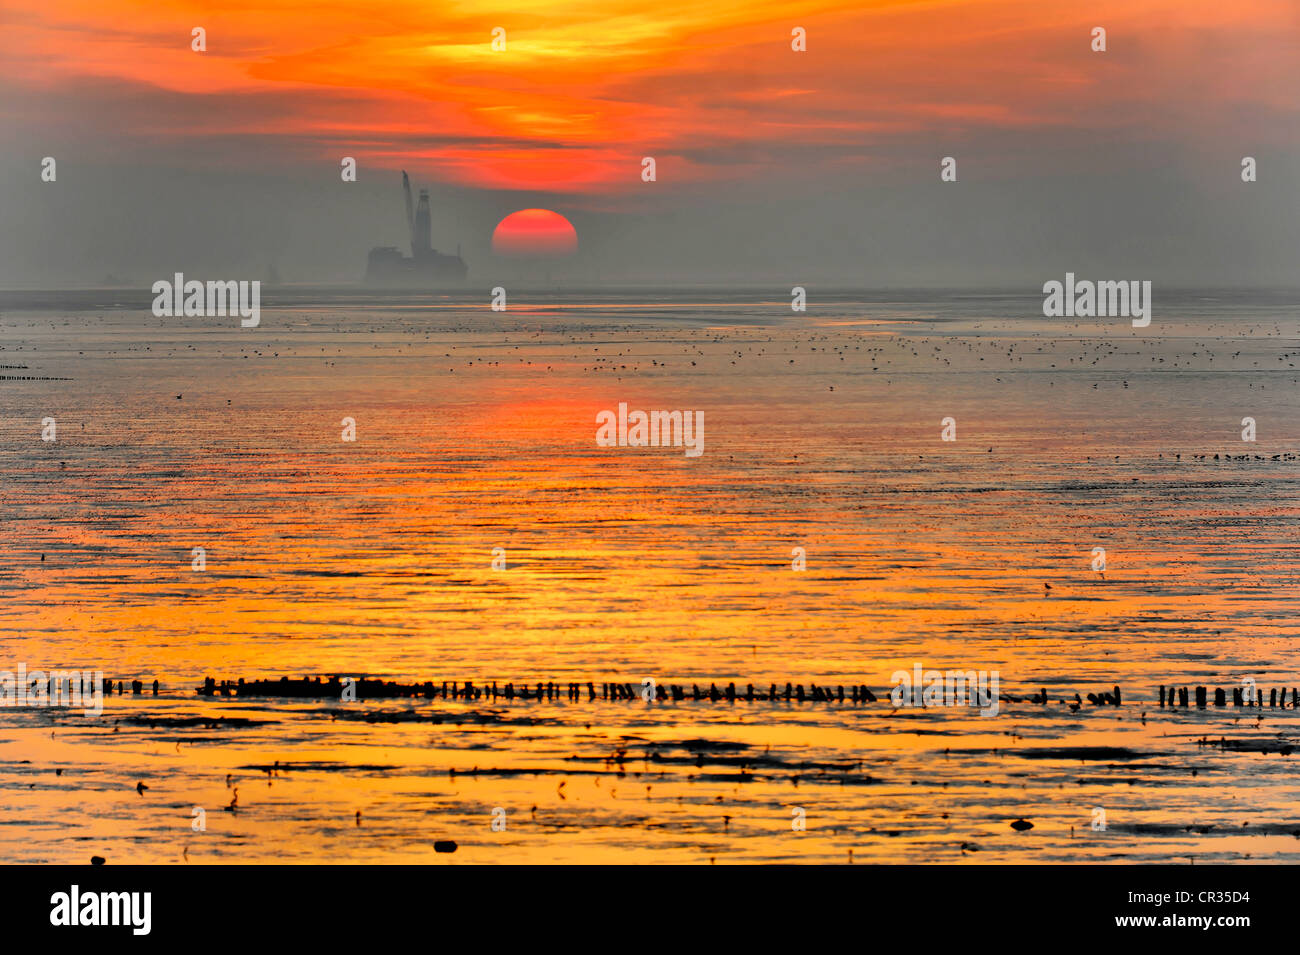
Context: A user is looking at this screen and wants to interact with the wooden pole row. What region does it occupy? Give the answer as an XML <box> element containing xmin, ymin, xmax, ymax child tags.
<box><xmin>3</xmin><ymin>677</ymin><xmax>159</xmax><ymax>696</ymax></box>
<box><xmin>191</xmin><ymin>677</ymin><xmax>1300</xmax><ymax>709</ymax></box>
<box><xmin>1159</xmin><ymin>685</ymin><xmax>1297</xmax><ymax>708</ymax></box>
<box><xmin>196</xmin><ymin>676</ymin><xmax>1138</xmax><ymax>706</ymax></box>
<box><xmin>198</xmin><ymin>676</ymin><xmax>891</xmax><ymax>703</ymax></box>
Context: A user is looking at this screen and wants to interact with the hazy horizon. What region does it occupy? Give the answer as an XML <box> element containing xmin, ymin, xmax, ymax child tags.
<box><xmin>2</xmin><ymin>0</ymin><xmax>1297</xmax><ymax>288</ymax></box>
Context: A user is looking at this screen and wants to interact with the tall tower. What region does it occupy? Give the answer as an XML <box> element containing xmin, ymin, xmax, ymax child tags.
<box><xmin>402</xmin><ymin>171</ymin><xmax>415</xmax><ymax>250</ymax></box>
<box><xmin>413</xmin><ymin>189</ymin><xmax>432</xmax><ymax>258</ymax></box>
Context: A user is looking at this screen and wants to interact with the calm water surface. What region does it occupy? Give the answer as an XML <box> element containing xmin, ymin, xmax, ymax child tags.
<box><xmin>0</xmin><ymin>288</ymin><xmax>1297</xmax><ymax>863</ymax></box>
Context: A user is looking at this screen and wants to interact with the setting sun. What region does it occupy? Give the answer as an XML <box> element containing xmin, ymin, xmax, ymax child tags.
<box><xmin>491</xmin><ymin>208</ymin><xmax>578</xmax><ymax>257</ymax></box>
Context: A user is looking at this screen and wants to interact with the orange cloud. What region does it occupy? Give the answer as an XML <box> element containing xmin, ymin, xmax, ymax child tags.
<box><xmin>1</xmin><ymin>0</ymin><xmax>1296</xmax><ymax>192</ymax></box>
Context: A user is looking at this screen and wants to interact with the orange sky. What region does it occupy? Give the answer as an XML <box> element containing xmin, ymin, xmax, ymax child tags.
<box><xmin>2</xmin><ymin>0</ymin><xmax>1297</xmax><ymax>192</ymax></box>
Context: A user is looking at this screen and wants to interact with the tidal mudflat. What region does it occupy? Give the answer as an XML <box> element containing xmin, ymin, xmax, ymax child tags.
<box><xmin>1</xmin><ymin>288</ymin><xmax>1297</xmax><ymax>863</ymax></box>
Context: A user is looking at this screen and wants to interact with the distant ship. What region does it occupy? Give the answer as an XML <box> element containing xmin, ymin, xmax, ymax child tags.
<box><xmin>365</xmin><ymin>171</ymin><xmax>468</xmax><ymax>286</ymax></box>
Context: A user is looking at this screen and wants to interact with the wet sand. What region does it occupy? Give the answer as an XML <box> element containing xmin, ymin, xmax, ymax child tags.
<box><xmin>0</xmin><ymin>288</ymin><xmax>1297</xmax><ymax>863</ymax></box>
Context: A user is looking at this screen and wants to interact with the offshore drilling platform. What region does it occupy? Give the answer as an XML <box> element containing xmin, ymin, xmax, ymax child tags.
<box><xmin>364</xmin><ymin>172</ymin><xmax>468</xmax><ymax>286</ymax></box>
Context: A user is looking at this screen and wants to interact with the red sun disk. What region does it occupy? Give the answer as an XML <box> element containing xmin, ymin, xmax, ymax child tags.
<box><xmin>492</xmin><ymin>209</ymin><xmax>578</xmax><ymax>258</ymax></box>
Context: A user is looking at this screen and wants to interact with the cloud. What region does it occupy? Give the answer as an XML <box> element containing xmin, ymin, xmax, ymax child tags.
<box><xmin>4</xmin><ymin>0</ymin><xmax>1295</xmax><ymax>194</ymax></box>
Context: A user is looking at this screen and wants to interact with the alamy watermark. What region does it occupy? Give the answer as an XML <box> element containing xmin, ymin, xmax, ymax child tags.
<box><xmin>889</xmin><ymin>663</ymin><xmax>1000</xmax><ymax>717</ymax></box>
<box><xmin>50</xmin><ymin>885</ymin><xmax>150</xmax><ymax>935</ymax></box>
<box><xmin>1042</xmin><ymin>272</ymin><xmax>1151</xmax><ymax>328</ymax></box>
<box><xmin>151</xmin><ymin>273</ymin><xmax>260</xmax><ymax>327</ymax></box>
<box><xmin>596</xmin><ymin>402</ymin><xmax>704</xmax><ymax>457</ymax></box>
<box><xmin>0</xmin><ymin>665</ymin><xmax>104</xmax><ymax>717</ymax></box>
